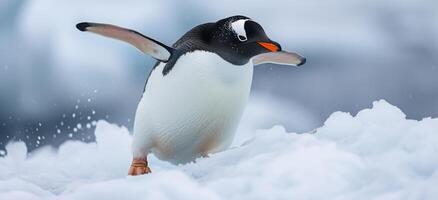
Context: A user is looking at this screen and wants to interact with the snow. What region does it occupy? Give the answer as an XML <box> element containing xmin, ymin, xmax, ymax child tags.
<box><xmin>1</xmin><ymin>100</ymin><xmax>438</xmax><ymax>199</ymax></box>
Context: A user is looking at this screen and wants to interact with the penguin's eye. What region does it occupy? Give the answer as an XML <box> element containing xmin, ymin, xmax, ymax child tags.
<box><xmin>231</xmin><ymin>19</ymin><xmax>249</xmax><ymax>42</ymax></box>
<box><xmin>238</xmin><ymin>35</ymin><xmax>247</xmax><ymax>41</ymax></box>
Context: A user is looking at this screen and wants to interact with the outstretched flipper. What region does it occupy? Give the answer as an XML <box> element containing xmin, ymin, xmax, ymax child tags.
<box><xmin>252</xmin><ymin>51</ymin><xmax>306</xmax><ymax>67</ymax></box>
<box><xmin>76</xmin><ymin>22</ymin><xmax>174</xmax><ymax>62</ymax></box>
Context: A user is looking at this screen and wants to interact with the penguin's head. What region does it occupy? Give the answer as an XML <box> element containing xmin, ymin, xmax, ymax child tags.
<box><xmin>208</xmin><ymin>15</ymin><xmax>306</xmax><ymax>66</ymax></box>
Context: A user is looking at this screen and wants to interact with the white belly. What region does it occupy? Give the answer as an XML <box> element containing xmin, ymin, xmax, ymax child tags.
<box><xmin>133</xmin><ymin>51</ymin><xmax>253</xmax><ymax>164</ymax></box>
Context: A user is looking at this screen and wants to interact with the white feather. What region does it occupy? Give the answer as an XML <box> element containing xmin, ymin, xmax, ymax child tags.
<box><xmin>230</xmin><ymin>19</ymin><xmax>249</xmax><ymax>41</ymax></box>
<box><xmin>132</xmin><ymin>51</ymin><xmax>253</xmax><ymax>164</ymax></box>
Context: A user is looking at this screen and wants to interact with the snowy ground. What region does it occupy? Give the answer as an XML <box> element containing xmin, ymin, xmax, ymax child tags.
<box><xmin>1</xmin><ymin>100</ymin><xmax>438</xmax><ymax>200</ymax></box>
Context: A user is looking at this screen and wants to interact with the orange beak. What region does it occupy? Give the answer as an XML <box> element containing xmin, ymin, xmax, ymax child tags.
<box><xmin>257</xmin><ymin>42</ymin><xmax>280</xmax><ymax>52</ymax></box>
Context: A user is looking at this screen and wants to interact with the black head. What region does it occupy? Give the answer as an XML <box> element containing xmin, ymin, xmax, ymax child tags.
<box><xmin>172</xmin><ymin>15</ymin><xmax>282</xmax><ymax>66</ymax></box>
<box><xmin>209</xmin><ymin>15</ymin><xmax>281</xmax><ymax>65</ymax></box>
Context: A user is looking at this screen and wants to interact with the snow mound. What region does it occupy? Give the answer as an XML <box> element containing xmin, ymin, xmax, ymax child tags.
<box><xmin>1</xmin><ymin>100</ymin><xmax>438</xmax><ymax>199</ymax></box>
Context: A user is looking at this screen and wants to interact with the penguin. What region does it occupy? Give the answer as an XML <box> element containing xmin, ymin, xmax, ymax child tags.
<box><xmin>76</xmin><ymin>15</ymin><xmax>306</xmax><ymax>176</ymax></box>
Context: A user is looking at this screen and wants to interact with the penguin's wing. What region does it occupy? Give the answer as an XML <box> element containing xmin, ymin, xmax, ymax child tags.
<box><xmin>76</xmin><ymin>22</ymin><xmax>173</xmax><ymax>62</ymax></box>
<box><xmin>252</xmin><ymin>51</ymin><xmax>306</xmax><ymax>67</ymax></box>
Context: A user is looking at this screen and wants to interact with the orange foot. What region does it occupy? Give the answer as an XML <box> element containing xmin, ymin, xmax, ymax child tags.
<box><xmin>128</xmin><ymin>158</ymin><xmax>151</xmax><ymax>176</ymax></box>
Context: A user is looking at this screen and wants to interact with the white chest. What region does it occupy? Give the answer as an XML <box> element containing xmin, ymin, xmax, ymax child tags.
<box><xmin>134</xmin><ymin>51</ymin><xmax>253</xmax><ymax>163</ymax></box>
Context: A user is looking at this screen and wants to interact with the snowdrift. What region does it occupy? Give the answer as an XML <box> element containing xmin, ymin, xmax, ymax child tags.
<box><xmin>1</xmin><ymin>100</ymin><xmax>438</xmax><ymax>200</ymax></box>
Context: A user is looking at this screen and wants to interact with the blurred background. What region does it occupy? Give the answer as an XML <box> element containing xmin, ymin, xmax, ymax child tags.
<box><xmin>1</xmin><ymin>0</ymin><xmax>437</xmax><ymax>152</ymax></box>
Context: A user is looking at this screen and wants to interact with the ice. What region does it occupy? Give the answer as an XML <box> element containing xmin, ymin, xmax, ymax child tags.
<box><xmin>1</xmin><ymin>100</ymin><xmax>438</xmax><ymax>199</ymax></box>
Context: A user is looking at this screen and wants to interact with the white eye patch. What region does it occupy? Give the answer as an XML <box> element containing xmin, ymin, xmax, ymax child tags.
<box><xmin>230</xmin><ymin>19</ymin><xmax>249</xmax><ymax>42</ymax></box>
